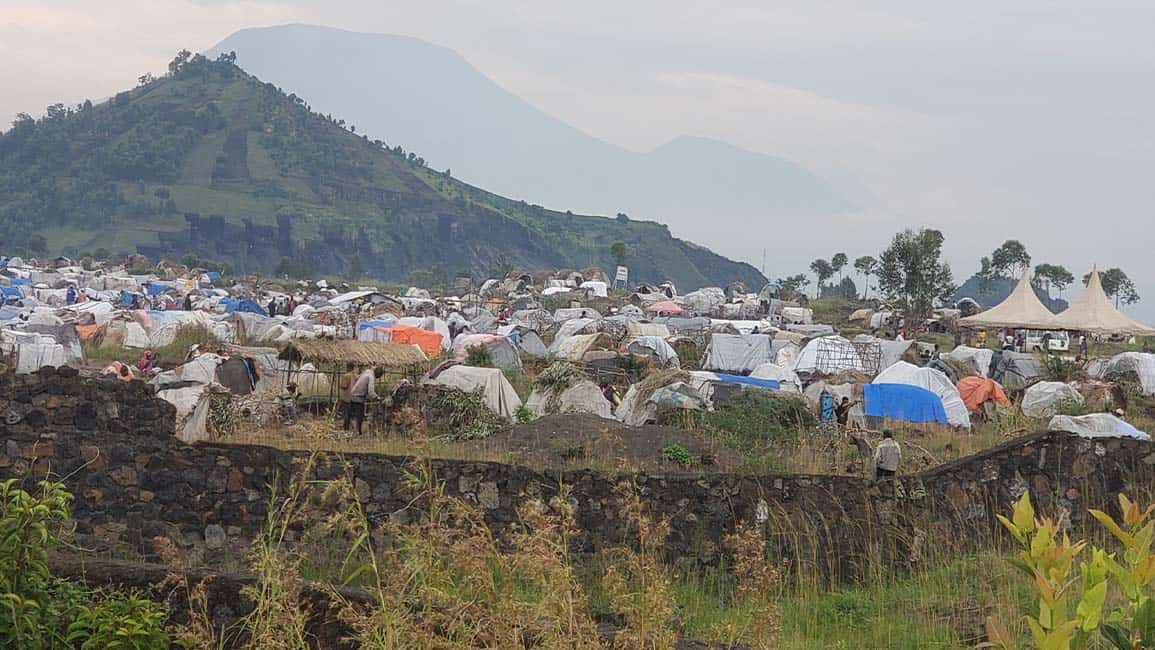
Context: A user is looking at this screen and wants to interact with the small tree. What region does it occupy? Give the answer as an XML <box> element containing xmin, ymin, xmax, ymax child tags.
<box><xmin>990</xmin><ymin>240</ymin><xmax>1031</xmax><ymax>278</ymax></box>
<box><xmin>1033</xmin><ymin>263</ymin><xmax>1075</xmax><ymax>299</ymax></box>
<box><xmin>609</xmin><ymin>241</ymin><xmax>629</xmax><ymax>268</ymax></box>
<box><xmin>1087</xmin><ymin>268</ymin><xmax>1140</xmax><ymax>307</ymax></box>
<box><xmin>853</xmin><ymin>255</ymin><xmax>877</xmax><ymax>299</ymax></box>
<box><xmin>877</xmin><ymin>228</ymin><xmax>956</xmax><ymax>320</ymax></box>
<box><xmin>809</xmin><ymin>259</ymin><xmax>834</xmax><ymax>298</ymax></box>
<box><xmin>976</xmin><ymin>256</ymin><xmax>995</xmax><ymax>298</ymax></box>
<box><xmin>831</xmin><ymin>253</ymin><xmax>848</xmax><ymax>282</ymax></box>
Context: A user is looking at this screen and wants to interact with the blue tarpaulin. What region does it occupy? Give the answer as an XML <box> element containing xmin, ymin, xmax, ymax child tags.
<box><xmin>864</xmin><ymin>383</ymin><xmax>948</xmax><ymax>424</ymax></box>
<box><xmin>1</xmin><ymin>287</ymin><xmax>22</xmax><ymax>299</ymax></box>
<box><xmin>221</xmin><ymin>298</ymin><xmax>269</xmax><ymax>316</ymax></box>
<box><xmin>9</xmin><ymin>278</ymin><xmax>30</xmax><ymax>286</ymax></box>
<box><xmin>357</xmin><ymin>319</ymin><xmax>396</xmax><ymax>331</ymax></box>
<box><xmin>205</xmin><ymin>272</ymin><xmax>221</xmax><ymax>282</ymax></box>
<box><xmin>120</xmin><ymin>292</ymin><xmax>141</xmax><ymax>306</ymax></box>
<box><xmin>145</xmin><ymin>282</ymin><xmax>169</xmax><ymax>296</ymax></box>
<box><xmin>705</xmin><ymin>372</ymin><xmax>781</xmax><ymax>391</ymax></box>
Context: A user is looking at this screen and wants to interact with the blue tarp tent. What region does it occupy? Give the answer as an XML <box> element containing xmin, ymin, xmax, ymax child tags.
<box><xmin>205</xmin><ymin>272</ymin><xmax>221</xmax><ymax>283</ymax></box>
<box><xmin>145</xmin><ymin>282</ymin><xmax>169</xmax><ymax>296</ymax></box>
<box><xmin>222</xmin><ymin>298</ymin><xmax>269</xmax><ymax>316</ymax></box>
<box><xmin>9</xmin><ymin>278</ymin><xmax>30</xmax><ymax>286</ymax></box>
<box><xmin>703</xmin><ymin>372</ymin><xmax>781</xmax><ymax>391</ymax></box>
<box><xmin>864</xmin><ymin>383</ymin><xmax>948</xmax><ymax>424</ymax></box>
<box><xmin>1</xmin><ymin>286</ymin><xmax>23</xmax><ymax>300</ymax></box>
<box><xmin>357</xmin><ymin>319</ymin><xmax>396</xmax><ymax>331</ymax></box>
<box><xmin>120</xmin><ymin>292</ymin><xmax>142</xmax><ymax>307</ymax></box>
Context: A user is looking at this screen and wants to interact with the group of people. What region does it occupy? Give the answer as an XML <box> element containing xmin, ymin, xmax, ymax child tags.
<box><xmin>817</xmin><ymin>388</ymin><xmax>901</xmax><ymax>478</ymax></box>
<box><xmin>337</xmin><ymin>364</ymin><xmax>386</xmax><ymax>435</ymax></box>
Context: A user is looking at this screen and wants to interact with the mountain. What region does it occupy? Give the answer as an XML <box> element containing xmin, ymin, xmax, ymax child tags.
<box><xmin>207</xmin><ymin>24</ymin><xmax>868</xmax><ymax>266</ymax></box>
<box><xmin>952</xmin><ymin>275</ymin><xmax>1069</xmax><ymax>313</ymax></box>
<box><xmin>0</xmin><ymin>54</ymin><xmax>764</xmax><ymax>289</ymax></box>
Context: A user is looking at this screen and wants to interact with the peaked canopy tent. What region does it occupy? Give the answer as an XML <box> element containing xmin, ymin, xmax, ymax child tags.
<box><xmin>1050</xmin><ymin>268</ymin><xmax>1155</xmax><ymax>336</ymax></box>
<box><xmin>958</xmin><ymin>269</ymin><xmax>1058</xmax><ymax>330</ymax></box>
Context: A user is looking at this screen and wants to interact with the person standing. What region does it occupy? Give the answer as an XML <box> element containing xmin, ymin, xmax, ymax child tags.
<box><xmin>183</xmin><ymin>293</ymin><xmax>194</xmax><ymax>311</ymax></box>
<box><xmin>348</xmin><ymin>366</ymin><xmax>383</xmax><ymax>435</ymax></box>
<box><xmin>873</xmin><ymin>430</ymin><xmax>901</xmax><ymax>479</ymax></box>
<box><xmin>339</xmin><ymin>363</ymin><xmax>358</xmax><ymax>430</ymax></box>
<box><xmin>836</xmin><ymin>396</ymin><xmax>860</xmax><ymax>429</ymax></box>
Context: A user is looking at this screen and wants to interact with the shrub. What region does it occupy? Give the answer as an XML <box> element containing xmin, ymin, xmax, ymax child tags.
<box><xmin>661</xmin><ymin>443</ymin><xmax>697</xmax><ymax>467</ymax></box>
<box><xmin>465</xmin><ymin>344</ymin><xmax>492</xmax><ymax>367</ymax></box>
<box><xmin>701</xmin><ymin>391</ymin><xmax>815</xmax><ymax>450</ymax></box>
<box><xmin>1042</xmin><ymin>354</ymin><xmax>1085</xmax><ymax>382</ymax></box>
<box><xmin>428</xmin><ymin>387</ymin><xmax>508</xmax><ymax>440</ymax></box>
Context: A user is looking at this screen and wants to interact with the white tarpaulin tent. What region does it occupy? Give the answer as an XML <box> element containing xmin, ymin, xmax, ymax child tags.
<box><xmin>1088</xmin><ymin>352</ymin><xmax>1155</xmax><ymax>395</ymax></box>
<box><xmin>873</xmin><ymin>361</ymin><xmax>971</xmax><ymax>428</ymax></box>
<box><xmin>1049</xmin><ymin>413</ymin><xmax>1150</xmax><ymax>440</ymax></box>
<box><xmin>944</xmin><ymin>346</ymin><xmax>995</xmax><ymax>378</ymax></box>
<box><xmin>627</xmin><ymin>336</ymin><xmax>680</xmax><ymax>368</ymax></box>
<box><xmin>958</xmin><ymin>269</ymin><xmax>1059</xmax><ymax>330</ymax></box>
<box><xmin>425</xmin><ymin>366</ymin><xmax>522</xmax><ymax>420</ymax></box>
<box><xmin>703</xmin><ymin>333</ymin><xmax>773</xmax><ymax>374</ymax></box>
<box><xmin>1021</xmin><ymin>382</ymin><xmax>1083</xmax><ymax>419</ymax></box>
<box><xmin>793</xmin><ymin>335</ymin><xmax>868</xmax><ymax>375</ymax></box>
<box><xmin>525</xmin><ymin>379</ymin><xmax>614</xmax><ymax>420</ymax></box>
<box><xmin>1051</xmin><ymin>268</ymin><xmax>1155</xmax><ymax>336</ymax></box>
<box><xmin>750</xmin><ymin>362</ymin><xmax>801</xmax><ymax>392</ymax></box>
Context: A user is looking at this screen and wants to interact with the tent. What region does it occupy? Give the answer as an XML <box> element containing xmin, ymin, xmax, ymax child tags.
<box><xmin>1050</xmin><ymin>268</ymin><xmax>1155</xmax><ymax>335</ymax></box>
<box><xmin>750</xmin><ymin>362</ymin><xmax>801</xmax><ymax>392</ymax></box>
<box><xmin>1049</xmin><ymin>413</ymin><xmax>1150</xmax><ymax>440</ymax></box>
<box><xmin>793</xmin><ymin>336</ymin><xmax>868</xmax><ymax>376</ymax></box>
<box><xmin>1021</xmin><ymin>382</ymin><xmax>1083</xmax><ymax>419</ymax></box>
<box><xmin>627</xmin><ymin>336</ymin><xmax>680</xmax><ymax>368</ymax></box>
<box><xmin>958</xmin><ymin>269</ymin><xmax>1059</xmax><ymax>330</ymax></box>
<box><xmin>989</xmin><ymin>350</ymin><xmax>1045</xmax><ymax>391</ymax></box>
<box><xmin>424</xmin><ymin>366</ymin><xmax>522</xmax><ymax>420</ymax></box>
<box><xmin>452</xmin><ymin>334</ymin><xmax>522</xmax><ymax>370</ymax></box>
<box><xmin>944</xmin><ymin>346</ymin><xmax>995</xmax><ymax>378</ymax></box>
<box><xmin>647</xmin><ymin>300</ymin><xmax>684</xmax><ymax>315</ymax></box>
<box><xmin>525</xmin><ymin>379</ymin><xmax>614</xmax><ymax>419</ymax></box>
<box><xmin>550</xmin><ymin>333</ymin><xmax>612</xmax><ymax>362</ymax></box>
<box><xmin>382</xmin><ymin>324</ymin><xmax>445</xmax><ymax>356</ymax></box>
<box><xmin>863</xmin><ymin>383</ymin><xmax>949</xmax><ymax>424</ymax></box>
<box><xmin>873</xmin><ymin>361</ymin><xmax>971</xmax><ymax>427</ymax></box>
<box><xmin>703</xmin><ymin>333</ymin><xmax>773</xmax><ymax>374</ymax></box>
<box><xmin>957</xmin><ymin>376</ymin><xmax>1011</xmax><ymax>414</ymax></box>
<box><xmin>222</xmin><ymin>298</ymin><xmax>270</xmax><ymax>317</ymax></box>
<box><xmin>1088</xmin><ymin>352</ymin><xmax>1155</xmax><ymax>395</ymax></box>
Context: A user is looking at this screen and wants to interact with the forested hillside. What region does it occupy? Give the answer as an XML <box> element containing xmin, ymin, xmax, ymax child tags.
<box><xmin>0</xmin><ymin>52</ymin><xmax>765</xmax><ymax>289</ymax></box>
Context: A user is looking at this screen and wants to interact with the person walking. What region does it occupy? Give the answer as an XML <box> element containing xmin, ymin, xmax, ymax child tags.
<box><xmin>873</xmin><ymin>430</ymin><xmax>901</xmax><ymax>479</ymax></box>
<box><xmin>348</xmin><ymin>366</ymin><xmax>383</xmax><ymax>435</ymax></box>
<box><xmin>339</xmin><ymin>363</ymin><xmax>358</xmax><ymax>430</ymax></box>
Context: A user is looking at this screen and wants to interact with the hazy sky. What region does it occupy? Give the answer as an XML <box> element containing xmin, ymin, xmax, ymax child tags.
<box><xmin>4</xmin><ymin>1</ymin><xmax>1155</xmax><ymax>315</ymax></box>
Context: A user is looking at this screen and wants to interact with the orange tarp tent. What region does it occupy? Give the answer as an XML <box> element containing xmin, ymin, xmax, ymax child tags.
<box><xmin>377</xmin><ymin>324</ymin><xmax>443</xmax><ymax>356</ymax></box>
<box><xmin>957</xmin><ymin>376</ymin><xmax>1011</xmax><ymax>414</ymax></box>
<box><xmin>75</xmin><ymin>323</ymin><xmax>100</xmax><ymax>341</ymax></box>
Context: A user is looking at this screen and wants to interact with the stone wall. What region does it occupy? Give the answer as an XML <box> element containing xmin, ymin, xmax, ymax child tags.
<box><xmin>3</xmin><ymin>368</ymin><xmax>1155</xmax><ymax>579</ymax></box>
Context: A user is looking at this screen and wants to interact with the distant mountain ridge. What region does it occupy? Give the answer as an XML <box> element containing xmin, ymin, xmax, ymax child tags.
<box><xmin>0</xmin><ymin>55</ymin><xmax>765</xmax><ymax>289</ymax></box>
<box><xmin>207</xmin><ymin>24</ymin><xmax>870</xmax><ymax>266</ymax></box>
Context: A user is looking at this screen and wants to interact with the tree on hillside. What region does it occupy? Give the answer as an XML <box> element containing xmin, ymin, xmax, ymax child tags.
<box><xmin>28</xmin><ymin>234</ymin><xmax>47</xmax><ymax>256</ymax></box>
<box><xmin>990</xmin><ymin>240</ymin><xmax>1031</xmax><ymax>278</ymax></box>
<box><xmin>809</xmin><ymin>259</ymin><xmax>834</xmax><ymax>298</ymax></box>
<box><xmin>976</xmin><ymin>256</ymin><xmax>995</xmax><ymax>298</ymax></box>
<box><xmin>877</xmin><ymin>228</ymin><xmax>956</xmax><ymax>319</ymax></box>
<box><xmin>609</xmin><ymin>241</ymin><xmax>629</xmax><ymax>268</ymax></box>
<box><xmin>831</xmin><ymin>253</ymin><xmax>848</xmax><ymax>282</ymax></box>
<box><xmin>1032</xmin><ymin>263</ymin><xmax>1074</xmax><ymax>299</ymax></box>
<box><xmin>1085</xmin><ymin>267</ymin><xmax>1140</xmax><ymax>307</ymax></box>
<box><xmin>853</xmin><ymin>255</ymin><xmax>877</xmax><ymax>299</ymax></box>
<box><xmin>821</xmin><ymin>276</ymin><xmax>858</xmax><ymax>300</ymax></box>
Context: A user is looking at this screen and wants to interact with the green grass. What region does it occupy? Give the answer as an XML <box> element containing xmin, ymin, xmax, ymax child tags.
<box><xmin>810</xmin><ymin>296</ymin><xmax>859</xmax><ymax>329</ymax></box>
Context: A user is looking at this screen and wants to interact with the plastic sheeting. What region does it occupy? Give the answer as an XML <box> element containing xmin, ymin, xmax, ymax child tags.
<box><xmin>425</xmin><ymin>366</ymin><xmax>522</xmax><ymax>420</ymax></box>
<box><xmin>703</xmin><ymin>333</ymin><xmax>773</xmax><ymax>374</ymax></box>
<box><xmin>1021</xmin><ymin>382</ymin><xmax>1083</xmax><ymax>419</ymax></box>
<box><xmin>15</xmin><ymin>341</ymin><xmax>68</xmax><ymax>373</ymax></box>
<box><xmin>957</xmin><ymin>376</ymin><xmax>1011</xmax><ymax>413</ymax></box>
<box><xmin>681</xmin><ymin>288</ymin><xmax>726</xmax><ymax>315</ymax></box>
<box><xmin>526</xmin><ymin>380</ymin><xmax>614</xmax><ymax>420</ymax></box>
<box><xmin>944</xmin><ymin>346</ymin><xmax>995</xmax><ymax>378</ymax></box>
<box><xmin>864</xmin><ymin>383</ymin><xmax>949</xmax><ymax>424</ymax></box>
<box><xmin>648</xmin><ymin>382</ymin><xmax>708</xmax><ymax>410</ymax></box>
<box><xmin>873</xmin><ymin>361</ymin><xmax>971</xmax><ymax>428</ymax></box>
<box><xmin>793</xmin><ymin>336</ymin><xmax>868</xmax><ymax>375</ymax></box>
<box><xmin>452</xmin><ymin>334</ymin><xmax>522</xmax><ymax>371</ymax></box>
<box><xmin>1049</xmin><ymin>414</ymin><xmax>1151</xmax><ymax>440</ymax></box>
<box><xmin>626</xmin><ymin>321</ymin><xmax>671</xmax><ymax>339</ymax></box>
<box><xmin>627</xmin><ymin>336</ymin><xmax>680</xmax><ymax>368</ymax></box>
<box><xmin>749</xmin><ymin>362</ymin><xmax>800</xmax><ymax>392</ymax></box>
<box><xmin>616</xmin><ymin>384</ymin><xmax>656</xmax><ymax>426</ymax></box>
<box><xmin>552</xmin><ymin>318</ymin><xmax>600</xmax><ymax>343</ymax></box>
<box><xmin>1088</xmin><ymin>352</ymin><xmax>1155</xmax><ymax>395</ymax></box>
<box><xmin>549</xmin><ymin>333</ymin><xmax>606</xmax><ymax>362</ymax></box>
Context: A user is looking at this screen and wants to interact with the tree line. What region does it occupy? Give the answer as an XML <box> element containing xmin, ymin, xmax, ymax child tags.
<box><xmin>783</xmin><ymin>232</ymin><xmax>1140</xmax><ymax>320</ymax></box>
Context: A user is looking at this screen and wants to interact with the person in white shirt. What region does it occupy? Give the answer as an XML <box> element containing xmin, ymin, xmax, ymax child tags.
<box><xmin>348</xmin><ymin>367</ymin><xmax>383</xmax><ymax>435</ymax></box>
<box><xmin>873</xmin><ymin>430</ymin><xmax>901</xmax><ymax>479</ymax></box>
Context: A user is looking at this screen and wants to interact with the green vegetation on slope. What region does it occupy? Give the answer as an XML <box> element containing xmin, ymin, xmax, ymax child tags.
<box><xmin>0</xmin><ymin>52</ymin><xmax>765</xmax><ymax>290</ymax></box>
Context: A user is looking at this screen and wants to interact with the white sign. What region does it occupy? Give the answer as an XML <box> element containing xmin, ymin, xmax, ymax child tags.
<box><xmin>614</xmin><ymin>266</ymin><xmax>629</xmax><ymax>284</ymax></box>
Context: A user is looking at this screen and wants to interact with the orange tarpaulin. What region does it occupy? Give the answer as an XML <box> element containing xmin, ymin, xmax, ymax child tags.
<box><xmin>377</xmin><ymin>324</ymin><xmax>443</xmax><ymax>356</ymax></box>
<box><xmin>75</xmin><ymin>323</ymin><xmax>100</xmax><ymax>341</ymax></box>
<box><xmin>957</xmin><ymin>376</ymin><xmax>1011</xmax><ymax>414</ymax></box>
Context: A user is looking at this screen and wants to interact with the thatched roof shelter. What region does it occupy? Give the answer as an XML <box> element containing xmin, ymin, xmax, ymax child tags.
<box><xmin>279</xmin><ymin>339</ymin><xmax>427</xmax><ymax>368</ymax></box>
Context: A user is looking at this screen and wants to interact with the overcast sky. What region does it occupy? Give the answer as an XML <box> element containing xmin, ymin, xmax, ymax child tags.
<box><xmin>4</xmin><ymin>1</ymin><xmax>1155</xmax><ymax>315</ymax></box>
